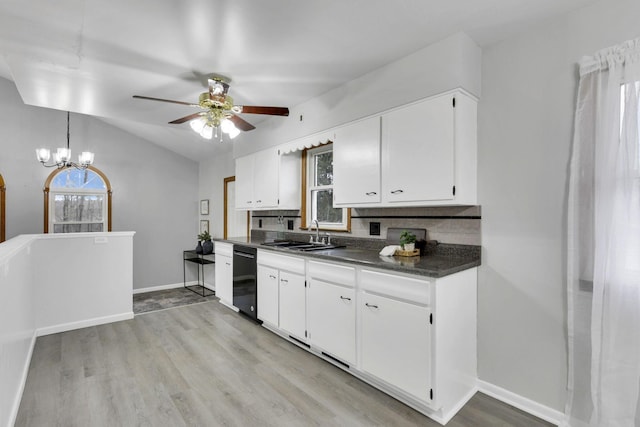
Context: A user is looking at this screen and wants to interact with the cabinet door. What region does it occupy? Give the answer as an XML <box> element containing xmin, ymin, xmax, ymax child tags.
<box><xmin>253</xmin><ymin>148</ymin><xmax>279</xmax><ymax>209</ymax></box>
<box><xmin>278</xmin><ymin>271</ymin><xmax>306</xmax><ymax>339</ymax></box>
<box><xmin>214</xmin><ymin>254</ymin><xmax>233</xmax><ymax>305</ymax></box>
<box><xmin>333</xmin><ymin>116</ymin><xmax>381</xmax><ymax>206</ymax></box>
<box><xmin>235</xmin><ymin>155</ymin><xmax>254</xmax><ymax>209</ymax></box>
<box><xmin>307</xmin><ymin>280</ymin><xmax>356</xmax><ymax>365</ymax></box>
<box><xmin>382</xmin><ymin>94</ymin><xmax>455</xmax><ymax>203</ymax></box>
<box><xmin>257</xmin><ymin>265</ymin><xmax>279</xmax><ymax>326</ymax></box>
<box><xmin>361</xmin><ymin>292</ymin><xmax>431</xmax><ymax>401</ymax></box>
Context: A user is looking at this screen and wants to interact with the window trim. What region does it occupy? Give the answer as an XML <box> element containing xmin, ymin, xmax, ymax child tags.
<box><xmin>43</xmin><ymin>165</ymin><xmax>112</xmax><ymax>233</ymax></box>
<box><xmin>300</xmin><ymin>142</ymin><xmax>351</xmax><ymax>232</ymax></box>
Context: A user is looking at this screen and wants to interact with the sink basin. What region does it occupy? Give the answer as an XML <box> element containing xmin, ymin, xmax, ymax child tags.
<box><xmin>261</xmin><ymin>240</ymin><xmax>344</xmax><ymax>252</ymax></box>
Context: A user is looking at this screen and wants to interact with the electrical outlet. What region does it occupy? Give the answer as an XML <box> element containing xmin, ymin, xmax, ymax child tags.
<box><xmin>370</xmin><ymin>222</ymin><xmax>381</xmax><ymax>236</ymax></box>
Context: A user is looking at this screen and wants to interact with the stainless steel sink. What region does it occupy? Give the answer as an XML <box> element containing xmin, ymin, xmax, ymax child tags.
<box><xmin>261</xmin><ymin>240</ymin><xmax>344</xmax><ymax>252</ymax></box>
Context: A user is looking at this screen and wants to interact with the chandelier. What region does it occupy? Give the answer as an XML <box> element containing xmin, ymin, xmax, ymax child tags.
<box><xmin>189</xmin><ymin>91</ymin><xmax>241</xmax><ymax>140</ymax></box>
<box><xmin>36</xmin><ymin>112</ymin><xmax>95</xmax><ymax>169</ymax></box>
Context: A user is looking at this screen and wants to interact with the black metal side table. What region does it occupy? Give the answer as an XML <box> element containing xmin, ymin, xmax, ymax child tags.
<box><xmin>183</xmin><ymin>250</ymin><xmax>216</xmax><ymax>297</ymax></box>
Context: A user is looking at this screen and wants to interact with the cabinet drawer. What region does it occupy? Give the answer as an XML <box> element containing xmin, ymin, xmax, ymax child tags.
<box><xmin>308</xmin><ymin>260</ymin><xmax>356</xmax><ymax>287</ymax></box>
<box><xmin>215</xmin><ymin>242</ymin><xmax>233</xmax><ymax>257</ymax></box>
<box><xmin>257</xmin><ymin>250</ymin><xmax>305</xmax><ymax>274</ymax></box>
<box><xmin>360</xmin><ymin>269</ymin><xmax>430</xmax><ymax>305</ymax></box>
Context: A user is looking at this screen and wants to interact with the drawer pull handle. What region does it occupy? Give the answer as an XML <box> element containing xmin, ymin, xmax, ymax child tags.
<box><xmin>280</xmin><ymin>279</ymin><xmax>289</xmax><ymax>283</ymax></box>
<box><xmin>390</xmin><ymin>189</ymin><xmax>404</xmax><ymax>194</ymax></box>
<box><xmin>340</xmin><ymin>296</ymin><xmax>351</xmax><ymax>301</ymax></box>
<box><xmin>256</xmin><ymin>200</ymin><xmax>262</xmax><ymax>203</ymax></box>
<box><xmin>225</xmin><ymin>262</ymin><xmax>231</xmax><ymax>266</ymax></box>
<box><xmin>269</xmin><ymin>275</ymin><xmax>277</xmax><ymax>279</ymax></box>
<box><xmin>365</xmin><ymin>302</ymin><xmax>379</xmax><ymax>309</ymax></box>
<box><xmin>365</xmin><ymin>192</ymin><xmax>377</xmax><ymax>196</ymax></box>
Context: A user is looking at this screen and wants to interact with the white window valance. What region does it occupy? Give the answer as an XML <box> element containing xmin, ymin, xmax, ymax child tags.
<box><xmin>279</xmin><ymin>130</ymin><xmax>335</xmax><ymax>154</ymax></box>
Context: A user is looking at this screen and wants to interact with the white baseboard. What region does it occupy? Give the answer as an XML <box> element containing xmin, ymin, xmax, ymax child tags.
<box><xmin>133</xmin><ymin>281</ymin><xmax>214</xmax><ymax>295</ymax></box>
<box><xmin>478</xmin><ymin>380</ymin><xmax>563</xmax><ymax>426</ymax></box>
<box><xmin>36</xmin><ymin>312</ymin><xmax>134</xmax><ymax>337</ymax></box>
<box><xmin>9</xmin><ymin>330</ymin><xmax>37</xmax><ymax>427</ymax></box>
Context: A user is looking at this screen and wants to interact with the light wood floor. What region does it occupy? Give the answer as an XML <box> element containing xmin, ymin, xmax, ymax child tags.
<box><xmin>16</xmin><ymin>300</ymin><xmax>553</xmax><ymax>426</ymax></box>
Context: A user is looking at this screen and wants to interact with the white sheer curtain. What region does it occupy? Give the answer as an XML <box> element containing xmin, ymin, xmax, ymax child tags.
<box><xmin>566</xmin><ymin>38</ymin><xmax>640</xmax><ymax>426</ymax></box>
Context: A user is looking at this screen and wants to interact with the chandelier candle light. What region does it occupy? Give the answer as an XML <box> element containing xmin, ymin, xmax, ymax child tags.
<box><xmin>36</xmin><ymin>112</ymin><xmax>95</xmax><ymax>169</ymax></box>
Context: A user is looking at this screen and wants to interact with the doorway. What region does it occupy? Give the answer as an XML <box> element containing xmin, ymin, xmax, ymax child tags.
<box><xmin>224</xmin><ymin>176</ymin><xmax>249</xmax><ymax>239</ymax></box>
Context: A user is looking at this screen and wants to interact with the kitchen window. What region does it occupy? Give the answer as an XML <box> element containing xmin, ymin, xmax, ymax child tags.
<box><xmin>43</xmin><ymin>166</ymin><xmax>112</xmax><ymax>233</ymax></box>
<box><xmin>302</xmin><ymin>143</ymin><xmax>350</xmax><ymax>231</ymax></box>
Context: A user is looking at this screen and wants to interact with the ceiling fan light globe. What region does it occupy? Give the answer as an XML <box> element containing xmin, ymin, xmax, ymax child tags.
<box><xmin>200</xmin><ymin>125</ymin><xmax>213</xmax><ymax>140</ymax></box>
<box><xmin>228</xmin><ymin>127</ymin><xmax>241</xmax><ymax>139</ymax></box>
<box><xmin>220</xmin><ymin>118</ymin><xmax>236</xmax><ymax>134</ymax></box>
<box><xmin>36</xmin><ymin>148</ymin><xmax>51</xmax><ymax>162</ymax></box>
<box><xmin>190</xmin><ymin>118</ymin><xmax>205</xmax><ymax>133</ymax></box>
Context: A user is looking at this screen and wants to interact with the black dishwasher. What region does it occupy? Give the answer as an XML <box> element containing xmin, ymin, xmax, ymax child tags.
<box><xmin>232</xmin><ymin>245</ymin><xmax>258</xmax><ymax>321</ymax></box>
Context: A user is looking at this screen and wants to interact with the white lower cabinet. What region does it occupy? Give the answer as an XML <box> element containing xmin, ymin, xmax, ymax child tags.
<box><xmin>257</xmin><ymin>250</ymin><xmax>306</xmax><ymax>339</ymax></box>
<box><xmin>214</xmin><ymin>242</ymin><xmax>234</xmax><ymax>309</ymax></box>
<box><xmin>360</xmin><ymin>291</ymin><xmax>431</xmax><ymax>401</ymax></box>
<box><xmin>278</xmin><ymin>270</ymin><xmax>306</xmax><ymax>338</ymax></box>
<box><xmin>257</xmin><ymin>265</ymin><xmax>279</xmax><ymax>326</ymax></box>
<box><xmin>307</xmin><ymin>261</ymin><xmax>356</xmax><ymax>365</ymax></box>
<box><xmin>255</xmin><ymin>249</ymin><xmax>477</xmax><ymax>425</ymax></box>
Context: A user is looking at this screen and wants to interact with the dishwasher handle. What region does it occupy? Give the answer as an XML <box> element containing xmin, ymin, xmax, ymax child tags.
<box><xmin>233</xmin><ymin>251</ymin><xmax>256</xmax><ymax>259</ymax></box>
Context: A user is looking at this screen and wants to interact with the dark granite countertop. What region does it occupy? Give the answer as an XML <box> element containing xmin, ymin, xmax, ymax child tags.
<box><xmin>216</xmin><ymin>235</ymin><xmax>480</xmax><ymax>279</ymax></box>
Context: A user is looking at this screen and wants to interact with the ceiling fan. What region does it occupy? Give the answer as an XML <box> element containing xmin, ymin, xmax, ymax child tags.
<box><xmin>133</xmin><ymin>77</ymin><xmax>289</xmax><ymax>140</ymax></box>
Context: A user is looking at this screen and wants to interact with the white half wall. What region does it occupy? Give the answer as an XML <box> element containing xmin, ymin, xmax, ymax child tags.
<box><xmin>0</xmin><ymin>232</ymin><xmax>135</xmax><ymax>427</ymax></box>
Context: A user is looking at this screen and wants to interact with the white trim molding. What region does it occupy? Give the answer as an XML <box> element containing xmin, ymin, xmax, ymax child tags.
<box><xmin>133</xmin><ymin>281</ymin><xmax>215</xmax><ymax>295</ymax></box>
<box><xmin>478</xmin><ymin>380</ymin><xmax>563</xmax><ymax>426</ymax></box>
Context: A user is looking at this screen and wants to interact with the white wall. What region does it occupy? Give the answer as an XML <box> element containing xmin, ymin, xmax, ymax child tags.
<box><xmin>233</xmin><ymin>32</ymin><xmax>482</xmax><ymax>158</ymax></box>
<box><xmin>0</xmin><ymin>77</ymin><xmax>199</xmax><ymax>289</ymax></box>
<box><xmin>478</xmin><ymin>0</ymin><xmax>640</xmax><ymax>412</ymax></box>
<box><xmin>198</xmin><ymin>143</ymin><xmax>235</xmax><ymax>239</ymax></box>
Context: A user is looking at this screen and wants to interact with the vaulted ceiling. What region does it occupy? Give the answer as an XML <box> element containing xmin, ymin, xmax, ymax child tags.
<box><xmin>0</xmin><ymin>0</ymin><xmax>599</xmax><ymax>160</ymax></box>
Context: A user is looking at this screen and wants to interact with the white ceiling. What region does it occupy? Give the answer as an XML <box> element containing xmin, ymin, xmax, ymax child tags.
<box><xmin>0</xmin><ymin>0</ymin><xmax>599</xmax><ymax>161</ymax></box>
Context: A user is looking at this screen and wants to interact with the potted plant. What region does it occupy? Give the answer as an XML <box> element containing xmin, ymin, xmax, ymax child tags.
<box><xmin>399</xmin><ymin>230</ymin><xmax>417</xmax><ymax>251</ymax></box>
<box><xmin>198</xmin><ymin>230</ymin><xmax>213</xmax><ymax>254</ymax></box>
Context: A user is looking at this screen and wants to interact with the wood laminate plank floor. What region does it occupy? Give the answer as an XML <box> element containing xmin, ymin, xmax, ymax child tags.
<box><xmin>16</xmin><ymin>300</ymin><xmax>553</xmax><ymax>427</ymax></box>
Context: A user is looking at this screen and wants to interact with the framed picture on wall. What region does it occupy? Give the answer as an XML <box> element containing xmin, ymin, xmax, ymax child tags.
<box><xmin>200</xmin><ymin>199</ymin><xmax>209</xmax><ymax>215</ymax></box>
<box><xmin>200</xmin><ymin>220</ymin><xmax>209</xmax><ymax>234</ymax></box>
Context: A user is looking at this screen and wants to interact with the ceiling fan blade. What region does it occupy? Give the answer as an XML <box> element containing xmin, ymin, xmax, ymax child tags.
<box><xmin>169</xmin><ymin>112</ymin><xmax>203</xmax><ymax>124</ymax></box>
<box><xmin>237</xmin><ymin>106</ymin><xmax>289</xmax><ymax>116</ymax></box>
<box><xmin>133</xmin><ymin>95</ymin><xmax>199</xmax><ymax>107</ymax></box>
<box><xmin>229</xmin><ymin>115</ymin><xmax>256</xmax><ymax>131</ymax></box>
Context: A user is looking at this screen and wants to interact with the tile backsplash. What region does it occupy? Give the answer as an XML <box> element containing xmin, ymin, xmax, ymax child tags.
<box><xmin>251</xmin><ymin>206</ymin><xmax>481</xmax><ymax>246</ymax></box>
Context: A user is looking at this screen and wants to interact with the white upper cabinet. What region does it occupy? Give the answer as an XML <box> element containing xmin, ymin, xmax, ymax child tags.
<box><xmin>235</xmin><ymin>148</ymin><xmax>301</xmax><ymax>210</ymax></box>
<box><xmin>332</xmin><ymin>89</ymin><xmax>477</xmax><ymax>207</ymax></box>
<box><xmin>333</xmin><ymin>116</ymin><xmax>381</xmax><ymax>206</ymax></box>
<box><xmin>382</xmin><ymin>93</ymin><xmax>454</xmax><ymax>204</ymax></box>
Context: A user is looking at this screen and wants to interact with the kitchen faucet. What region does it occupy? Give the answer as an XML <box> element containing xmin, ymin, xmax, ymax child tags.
<box><xmin>313</xmin><ymin>219</ymin><xmax>319</xmax><ymax>243</ymax></box>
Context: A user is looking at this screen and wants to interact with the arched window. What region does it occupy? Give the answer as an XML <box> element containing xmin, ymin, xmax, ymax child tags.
<box><xmin>43</xmin><ymin>166</ymin><xmax>112</xmax><ymax>233</ymax></box>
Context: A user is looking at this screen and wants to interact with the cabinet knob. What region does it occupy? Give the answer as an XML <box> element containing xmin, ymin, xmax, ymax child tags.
<box><xmin>365</xmin><ymin>192</ymin><xmax>377</xmax><ymax>196</ymax></box>
<box><xmin>365</xmin><ymin>302</ymin><xmax>379</xmax><ymax>309</ymax></box>
<box><xmin>340</xmin><ymin>296</ymin><xmax>351</xmax><ymax>301</ymax></box>
<box><xmin>390</xmin><ymin>189</ymin><xmax>404</xmax><ymax>194</ymax></box>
